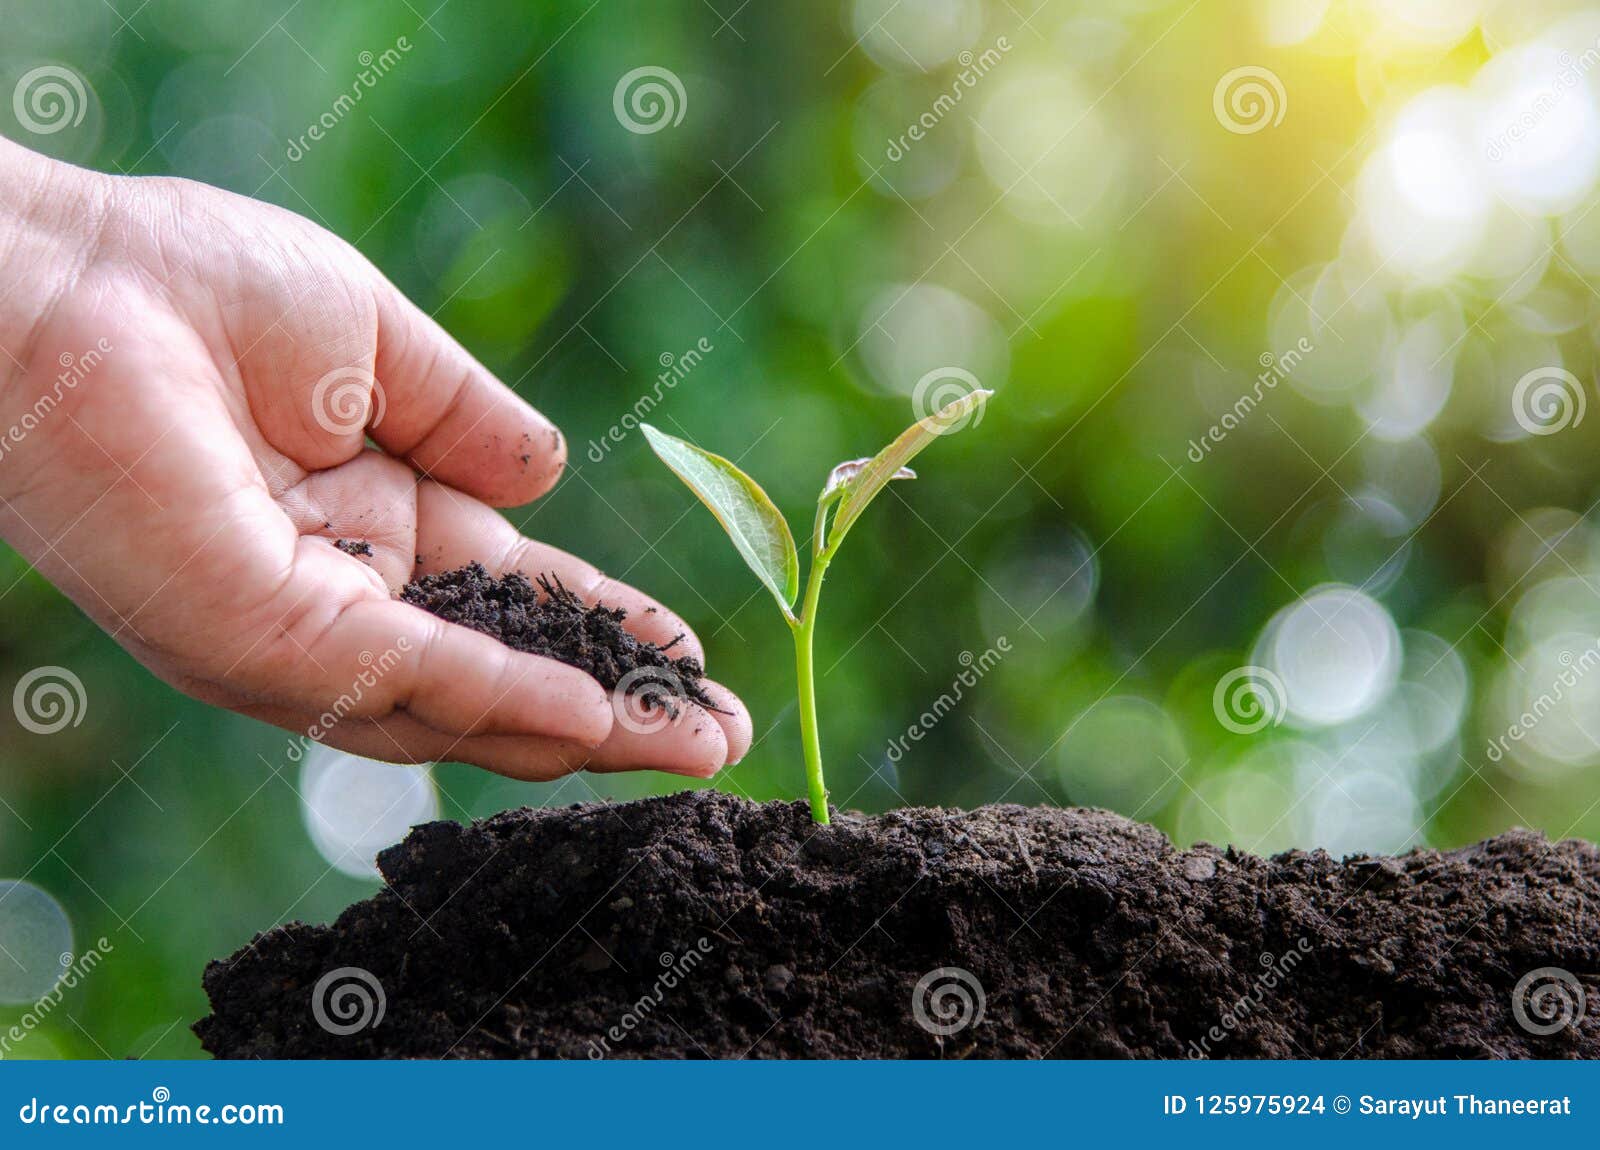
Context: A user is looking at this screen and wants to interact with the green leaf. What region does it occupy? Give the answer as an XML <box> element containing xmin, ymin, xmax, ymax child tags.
<box><xmin>827</xmin><ymin>389</ymin><xmax>992</xmax><ymax>550</ymax></box>
<box><xmin>819</xmin><ymin>458</ymin><xmax>915</xmax><ymax>507</ymax></box>
<box><xmin>642</xmin><ymin>424</ymin><xmax>800</xmax><ymax>611</ymax></box>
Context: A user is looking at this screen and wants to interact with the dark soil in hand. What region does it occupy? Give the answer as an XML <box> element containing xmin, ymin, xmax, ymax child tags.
<box><xmin>195</xmin><ymin>792</ymin><xmax>1599</xmax><ymax>1058</ymax></box>
<box><xmin>400</xmin><ymin>563</ymin><xmax>720</xmax><ymax>717</ymax></box>
<box><xmin>333</xmin><ymin>539</ymin><xmax>373</xmax><ymax>557</ymax></box>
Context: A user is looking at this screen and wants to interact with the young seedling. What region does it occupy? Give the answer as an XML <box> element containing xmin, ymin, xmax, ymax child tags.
<box><xmin>642</xmin><ymin>390</ymin><xmax>991</xmax><ymax>824</ymax></box>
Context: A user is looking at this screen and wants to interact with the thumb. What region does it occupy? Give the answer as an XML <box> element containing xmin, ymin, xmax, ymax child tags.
<box><xmin>367</xmin><ymin>278</ymin><xmax>566</xmax><ymax>506</ymax></box>
<box><xmin>234</xmin><ymin>265</ymin><xmax>383</xmax><ymax>473</ymax></box>
<box><xmin>236</xmin><ymin>248</ymin><xmax>565</xmax><ymax>506</ymax></box>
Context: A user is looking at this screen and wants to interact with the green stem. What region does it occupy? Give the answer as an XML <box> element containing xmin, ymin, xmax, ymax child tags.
<box><xmin>792</xmin><ymin>545</ymin><xmax>832</xmax><ymax>825</ymax></box>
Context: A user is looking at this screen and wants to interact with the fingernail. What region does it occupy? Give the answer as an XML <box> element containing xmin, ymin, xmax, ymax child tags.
<box><xmin>658</xmin><ymin>762</ymin><xmax>721</xmax><ymax>780</ymax></box>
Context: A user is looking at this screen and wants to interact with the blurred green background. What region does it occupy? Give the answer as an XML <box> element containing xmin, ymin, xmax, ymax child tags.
<box><xmin>5</xmin><ymin>0</ymin><xmax>1600</xmax><ymax>1057</ymax></box>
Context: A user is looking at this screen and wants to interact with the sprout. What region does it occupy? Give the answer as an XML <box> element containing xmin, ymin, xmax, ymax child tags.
<box><xmin>642</xmin><ymin>390</ymin><xmax>991</xmax><ymax>824</ymax></box>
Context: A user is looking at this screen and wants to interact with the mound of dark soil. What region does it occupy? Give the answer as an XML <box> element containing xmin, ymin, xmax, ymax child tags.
<box><xmin>194</xmin><ymin>792</ymin><xmax>1599</xmax><ymax>1059</ymax></box>
<box><xmin>400</xmin><ymin>563</ymin><xmax>719</xmax><ymax>717</ymax></box>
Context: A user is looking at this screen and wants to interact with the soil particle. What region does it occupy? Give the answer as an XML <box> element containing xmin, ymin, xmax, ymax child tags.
<box><xmin>399</xmin><ymin>563</ymin><xmax>720</xmax><ymax>715</ymax></box>
<box><xmin>194</xmin><ymin>792</ymin><xmax>1600</xmax><ymax>1059</ymax></box>
<box><xmin>333</xmin><ymin>539</ymin><xmax>373</xmax><ymax>557</ymax></box>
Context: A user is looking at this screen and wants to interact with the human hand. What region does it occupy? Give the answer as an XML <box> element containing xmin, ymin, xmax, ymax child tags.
<box><xmin>0</xmin><ymin>136</ymin><xmax>750</xmax><ymax>780</ymax></box>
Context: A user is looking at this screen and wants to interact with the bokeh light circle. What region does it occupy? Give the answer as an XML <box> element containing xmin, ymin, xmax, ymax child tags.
<box><xmin>1058</xmin><ymin>696</ymin><xmax>1186</xmax><ymax>814</ymax></box>
<box><xmin>849</xmin><ymin>0</ymin><xmax>982</xmax><ymax>72</ymax></box>
<box><xmin>1257</xmin><ymin>586</ymin><xmax>1402</xmax><ymax>727</ymax></box>
<box><xmin>300</xmin><ymin>747</ymin><xmax>440</xmax><ymax>880</ymax></box>
<box><xmin>0</xmin><ymin>881</ymin><xmax>73</xmax><ymax>1005</ymax></box>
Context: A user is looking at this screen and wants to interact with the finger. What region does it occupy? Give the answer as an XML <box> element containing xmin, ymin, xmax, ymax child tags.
<box><xmin>581</xmin><ymin>699</ymin><xmax>729</xmax><ymax>777</ymax></box>
<box><xmin>695</xmin><ymin>678</ymin><xmax>752</xmax><ymax>765</ymax></box>
<box><xmin>235</xmin><ymin>705</ymin><xmax>594</xmax><ymax>780</ymax></box>
<box><xmin>325</xmin><ymin>598</ymin><xmax>612</xmax><ymax>744</ymax></box>
<box><xmin>233</xmin><ymin>258</ymin><xmax>563</xmax><ymax>499</ymax></box>
<box><xmin>414</xmin><ymin>482</ymin><xmax>705</xmax><ymax>661</ymax></box>
<box><xmin>238</xmin><ymin>569</ymin><xmax>614</xmax><ymax>745</ymax></box>
<box><xmin>236</xmin><ymin>703</ymin><xmax>448</xmax><ymax>764</ymax></box>
<box><xmin>370</xmin><ymin>282</ymin><xmax>565</xmax><ymax>505</ymax></box>
<box><xmin>237</xmin><ymin>705</ymin><xmax>716</xmax><ymax>782</ymax></box>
